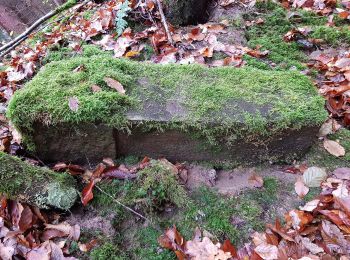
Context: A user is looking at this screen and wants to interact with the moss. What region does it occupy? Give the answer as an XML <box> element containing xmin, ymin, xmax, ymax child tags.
<box><xmin>56</xmin><ymin>0</ymin><xmax>77</xmax><ymax>13</ymax></box>
<box><xmin>0</xmin><ymin>152</ymin><xmax>77</xmax><ymax>209</ymax></box>
<box><xmin>173</xmin><ymin>178</ymin><xmax>279</xmax><ymax>244</ymax></box>
<box><xmin>246</xmin><ymin>2</ymin><xmax>307</xmax><ymax>70</ymax></box>
<box><xmin>90</xmin><ymin>243</ymin><xmax>126</xmax><ymax>260</ymax></box>
<box><xmin>310</xmin><ymin>26</ymin><xmax>350</xmax><ymax>45</ymax></box>
<box><xmin>135</xmin><ymin>160</ymin><xmax>189</xmax><ymax>211</ymax></box>
<box><xmin>7</xmin><ymin>54</ymin><xmax>326</xmax><ymax>150</ymax></box>
<box><xmin>93</xmin><ymin>160</ymin><xmax>188</xmax><ymax>216</ymax></box>
<box><xmin>127</xmin><ymin>227</ymin><xmax>175</xmax><ymax>260</ymax></box>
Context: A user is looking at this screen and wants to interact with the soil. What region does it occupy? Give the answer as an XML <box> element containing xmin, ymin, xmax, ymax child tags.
<box><xmin>67</xmin><ymin>207</ymin><xmax>117</xmax><ymax>237</ymax></box>
<box><xmin>185</xmin><ymin>164</ymin><xmax>298</xmax><ymax>195</ymax></box>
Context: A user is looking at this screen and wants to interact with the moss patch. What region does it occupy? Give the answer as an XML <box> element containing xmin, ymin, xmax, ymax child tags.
<box><xmin>0</xmin><ymin>152</ymin><xmax>77</xmax><ymax>209</ymax></box>
<box><xmin>7</xmin><ymin>52</ymin><xmax>326</xmax><ymax>149</ymax></box>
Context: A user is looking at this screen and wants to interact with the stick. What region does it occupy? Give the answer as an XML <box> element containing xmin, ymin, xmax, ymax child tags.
<box><xmin>95</xmin><ymin>185</ymin><xmax>151</xmax><ymax>222</ymax></box>
<box><xmin>155</xmin><ymin>0</ymin><xmax>174</xmax><ymax>46</ymax></box>
<box><xmin>0</xmin><ymin>0</ymin><xmax>89</xmax><ymax>58</ymax></box>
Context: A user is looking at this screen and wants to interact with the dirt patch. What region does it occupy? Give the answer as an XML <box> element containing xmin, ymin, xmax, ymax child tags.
<box><xmin>186</xmin><ymin>164</ymin><xmax>298</xmax><ymax>194</ymax></box>
<box><xmin>208</xmin><ymin>2</ymin><xmax>250</xmax><ymax>46</ymax></box>
<box><xmin>66</xmin><ymin>207</ymin><xmax>116</xmax><ymax>238</ymax></box>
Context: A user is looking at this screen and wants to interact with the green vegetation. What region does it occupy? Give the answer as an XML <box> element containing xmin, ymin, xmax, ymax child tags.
<box><xmin>90</xmin><ymin>169</ymin><xmax>287</xmax><ymax>258</ymax></box>
<box><xmin>0</xmin><ymin>152</ymin><xmax>77</xmax><ymax>209</ymax></box>
<box><xmin>245</xmin><ymin>2</ymin><xmax>307</xmax><ymax>70</ymax></box>
<box><xmin>90</xmin><ymin>243</ymin><xmax>126</xmax><ymax>260</ymax></box>
<box><xmin>310</xmin><ymin>26</ymin><xmax>350</xmax><ymax>45</ymax></box>
<box><xmin>56</xmin><ymin>0</ymin><xmax>77</xmax><ymax>13</ymax></box>
<box><xmin>7</xmin><ymin>49</ymin><xmax>326</xmax><ymax>150</ymax></box>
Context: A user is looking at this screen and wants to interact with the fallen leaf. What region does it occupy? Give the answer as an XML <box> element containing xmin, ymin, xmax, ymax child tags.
<box><xmin>299</xmin><ymin>199</ymin><xmax>319</xmax><ymax>212</ymax></box>
<box><xmin>68</xmin><ymin>97</ymin><xmax>79</xmax><ymax>112</ymax></box>
<box><xmin>303</xmin><ymin>167</ymin><xmax>327</xmax><ymax>187</ymax></box>
<box><xmin>295</xmin><ymin>177</ymin><xmax>310</xmax><ymax>198</ymax></box>
<box><xmin>91</xmin><ymin>84</ymin><xmax>102</xmax><ymax>92</ymax></box>
<box><xmin>324</xmin><ymin>139</ymin><xmax>345</xmax><ymax>157</ymax></box>
<box><xmin>254</xmin><ymin>243</ymin><xmax>278</xmax><ymax>260</ymax></box>
<box><xmin>249</xmin><ymin>174</ymin><xmax>264</xmax><ymax>188</ymax></box>
<box><xmin>333</xmin><ymin>167</ymin><xmax>350</xmax><ymax>180</ymax></box>
<box><xmin>104</xmin><ymin>77</ymin><xmax>126</xmax><ymax>95</ymax></box>
<box><xmin>81</xmin><ymin>180</ymin><xmax>95</xmax><ymax>206</ymax></box>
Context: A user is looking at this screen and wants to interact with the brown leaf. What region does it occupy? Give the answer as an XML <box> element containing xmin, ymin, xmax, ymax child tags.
<box><xmin>249</xmin><ymin>174</ymin><xmax>264</xmax><ymax>188</ymax></box>
<box><xmin>81</xmin><ymin>180</ymin><xmax>95</xmax><ymax>206</ymax></box>
<box><xmin>91</xmin><ymin>84</ymin><xmax>102</xmax><ymax>93</ymax></box>
<box><xmin>295</xmin><ymin>177</ymin><xmax>309</xmax><ymax>198</ymax></box>
<box><xmin>18</xmin><ymin>205</ymin><xmax>35</xmax><ymax>232</ymax></box>
<box><xmin>104</xmin><ymin>77</ymin><xmax>126</xmax><ymax>95</ymax></box>
<box><xmin>333</xmin><ymin>167</ymin><xmax>350</xmax><ymax>180</ymax></box>
<box><xmin>102</xmin><ymin>167</ymin><xmax>137</xmax><ymax>180</ymax></box>
<box><xmin>221</xmin><ymin>239</ymin><xmax>238</xmax><ymax>257</ymax></box>
<box><xmin>324</xmin><ymin>139</ymin><xmax>346</xmax><ymax>157</ymax></box>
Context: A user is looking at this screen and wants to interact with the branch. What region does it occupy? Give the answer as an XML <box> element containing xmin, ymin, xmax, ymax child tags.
<box><xmin>155</xmin><ymin>0</ymin><xmax>174</xmax><ymax>46</ymax></box>
<box><xmin>0</xmin><ymin>0</ymin><xmax>88</xmax><ymax>58</ymax></box>
<box><xmin>95</xmin><ymin>185</ymin><xmax>152</xmax><ymax>223</ymax></box>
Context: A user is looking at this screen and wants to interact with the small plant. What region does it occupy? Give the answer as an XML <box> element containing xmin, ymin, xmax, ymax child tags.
<box><xmin>116</xmin><ymin>0</ymin><xmax>131</xmax><ymax>36</ymax></box>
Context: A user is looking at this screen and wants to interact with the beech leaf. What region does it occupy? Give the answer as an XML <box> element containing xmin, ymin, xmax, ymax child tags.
<box><xmin>324</xmin><ymin>139</ymin><xmax>345</xmax><ymax>157</ymax></box>
<box><xmin>302</xmin><ymin>167</ymin><xmax>327</xmax><ymax>187</ymax></box>
<box><xmin>104</xmin><ymin>77</ymin><xmax>126</xmax><ymax>95</ymax></box>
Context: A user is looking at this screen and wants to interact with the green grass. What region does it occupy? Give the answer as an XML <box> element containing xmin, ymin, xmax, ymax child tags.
<box><xmin>7</xmin><ymin>45</ymin><xmax>326</xmax><ymax>150</ymax></box>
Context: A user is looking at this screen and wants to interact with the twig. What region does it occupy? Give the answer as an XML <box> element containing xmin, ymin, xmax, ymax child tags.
<box><xmin>155</xmin><ymin>0</ymin><xmax>174</xmax><ymax>46</ymax></box>
<box><xmin>95</xmin><ymin>184</ymin><xmax>152</xmax><ymax>223</ymax></box>
<box><xmin>0</xmin><ymin>0</ymin><xmax>89</xmax><ymax>58</ymax></box>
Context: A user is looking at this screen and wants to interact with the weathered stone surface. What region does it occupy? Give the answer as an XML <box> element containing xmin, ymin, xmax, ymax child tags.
<box><xmin>0</xmin><ymin>152</ymin><xmax>77</xmax><ymax>210</ymax></box>
<box><xmin>164</xmin><ymin>0</ymin><xmax>211</xmax><ymax>25</ymax></box>
<box><xmin>7</xmin><ymin>56</ymin><xmax>327</xmax><ymax>165</ymax></box>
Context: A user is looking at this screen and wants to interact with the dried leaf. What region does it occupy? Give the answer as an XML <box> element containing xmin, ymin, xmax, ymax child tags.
<box><xmin>249</xmin><ymin>174</ymin><xmax>264</xmax><ymax>188</ymax></box>
<box><xmin>299</xmin><ymin>199</ymin><xmax>320</xmax><ymax>212</ymax></box>
<box><xmin>303</xmin><ymin>167</ymin><xmax>327</xmax><ymax>187</ymax></box>
<box><xmin>81</xmin><ymin>180</ymin><xmax>95</xmax><ymax>206</ymax></box>
<box><xmin>104</xmin><ymin>77</ymin><xmax>126</xmax><ymax>95</ymax></box>
<box><xmin>295</xmin><ymin>177</ymin><xmax>310</xmax><ymax>198</ymax></box>
<box><xmin>254</xmin><ymin>243</ymin><xmax>278</xmax><ymax>260</ymax></box>
<box><xmin>324</xmin><ymin>139</ymin><xmax>345</xmax><ymax>157</ymax></box>
<box><xmin>68</xmin><ymin>97</ymin><xmax>79</xmax><ymax>112</ymax></box>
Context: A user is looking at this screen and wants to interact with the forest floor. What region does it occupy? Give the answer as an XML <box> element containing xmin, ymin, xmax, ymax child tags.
<box><xmin>1</xmin><ymin>0</ymin><xmax>350</xmax><ymax>259</ymax></box>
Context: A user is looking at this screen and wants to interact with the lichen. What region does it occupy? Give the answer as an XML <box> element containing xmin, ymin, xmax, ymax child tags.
<box><xmin>7</xmin><ymin>52</ymin><xmax>326</xmax><ymax>150</ymax></box>
<box><xmin>0</xmin><ymin>152</ymin><xmax>77</xmax><ymax>210</ymax></box>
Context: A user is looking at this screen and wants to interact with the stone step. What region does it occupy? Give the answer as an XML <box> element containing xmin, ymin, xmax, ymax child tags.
<box><xmin>7</xmin><ymin>54</ymin><xmax>327</xmax><ymax>164</ymax></box>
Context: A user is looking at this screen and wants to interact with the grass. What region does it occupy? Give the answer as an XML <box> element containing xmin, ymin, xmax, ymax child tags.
<box><xmin>7</xmin><ymin>45</ymin><xmax>326</xmax><ymax>151</ymax></box>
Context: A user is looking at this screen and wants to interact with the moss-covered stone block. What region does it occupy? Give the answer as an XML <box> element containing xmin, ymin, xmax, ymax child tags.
<box><xmin>0</xmin><ymin>152</ymin><xmax>77</xmax><ymax>210</ymax></box>
<box><xmin>7</xmin><ymin>55</ymin><xmax>326</xmax><ymax>164</ymax></box>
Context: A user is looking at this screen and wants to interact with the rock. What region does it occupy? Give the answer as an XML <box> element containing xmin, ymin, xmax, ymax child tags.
<box><xmin>7</xmin><ymin>56</ymin><xmax>327</xmax><ymax>165</ymax></box>
<box><xmin>0</xmin><ymin>152</ymin><xmax>77</xmax><ymax>210</ymax></box>
<box><xmin>163</xmin><ymin>0</ymin><xmax>210</xmax><ymax>25</ymax></box>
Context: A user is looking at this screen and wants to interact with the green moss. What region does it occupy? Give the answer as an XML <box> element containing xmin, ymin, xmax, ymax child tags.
<box><xmin>90</xmin><ymin>243</ymin><xmax>126</xmax><ymax>260</ymax></box>
<box><xmin>0</xmin><ymin>152</ymin><xmax>77</xmax><ymax>209</ymax></box>
<box><xmin>56</xmin><ymin>0</ymin><xmax>77</xmax><ymax>13</ymax></box>
<box><xmin>174</xmin><ymin>178</ymin><xmax>279</xmax><ymax>244</ymax></box>
<box><xmin>310</xmin><ymin>26</ymin><xmax>350</xmax><ymax>45</ymax></box>
<box><xmin>7</xmin><ymin>54</ymin><xmax>326</xmax><ymax>150</ymax></box>
<box><xmin>246</xmin><ymin>2</ymin><xmax>307</xmax><ymax>70</ymax></box>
